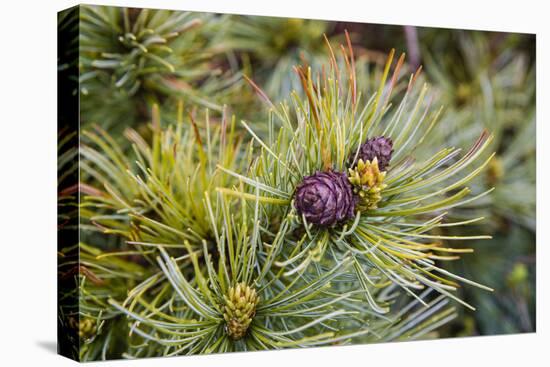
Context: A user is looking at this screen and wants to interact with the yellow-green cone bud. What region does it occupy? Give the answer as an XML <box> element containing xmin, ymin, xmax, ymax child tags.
<box><xmin>486</xmin><ymin>156</ymin><xmax>504</xmax><ymax>186</ymax></box>
<box><xmin>348</xmin><ymin>157</ymin><xmax>387</xmax><ymax>210</ymax></box>
<box><xmin>223</xmin><ymin>283</ymin><xmax>259</xmax><ymax>340</ymax></box>
<box><xmin>69</xmin><ymin>317</ymin><xmax>97</xmax><ymax>340</ymax></box>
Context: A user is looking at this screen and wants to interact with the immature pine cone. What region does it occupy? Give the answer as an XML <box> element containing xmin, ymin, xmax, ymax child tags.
<box><xmin>69</xmin><ymin>317</ymin><xmax>97</xmax><ymax>340</ymax></box>
<box><xmin>350</xmin><ymin>136</ymin><xmax>393</xmax><ymax>171</ymax></box>
<box><xmin>486</xmin><ymin>155</ymin><xmax>504</xmax><ymax>186</ymax></box>
<box><xmin>223</xmin><ymin>283</ymin><xmax>259</xmax><ymax>340</ymax></box>
<box><xmin>348</xmin><ymin>157</ymin><xmax>387</xmax><ymax>210</ymax></box>
<box><xmin>294</xmin><ymin>171</ymin><xmax>355</xmax><ymax>227</ymax></box>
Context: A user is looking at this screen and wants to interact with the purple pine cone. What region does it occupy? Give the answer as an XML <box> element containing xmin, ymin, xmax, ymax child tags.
<box><xmin>350</xmin><ymin>136</ymin><xmax>393</xmax><ymax>171</ymax></box>
<box><xmin>294</xmin><ymin>171</ymin><xmax>355</xmax><ymax>227</ymax></box>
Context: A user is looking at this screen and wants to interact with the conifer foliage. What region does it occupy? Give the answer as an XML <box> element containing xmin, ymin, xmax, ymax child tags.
<box><xmin>58</xmin><ymin>5</ymin><xmax>536</xmax><ymax>362</ymax></box>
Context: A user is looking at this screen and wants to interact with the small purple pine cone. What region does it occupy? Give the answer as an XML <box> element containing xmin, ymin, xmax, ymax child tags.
<box><xmin>349</xmin><ymin>136</ymin><xmax>394</xmax><ymax>171</ymax></box>
<box><xmin>294</xmin><ymin>171</ymin><xmax>355</xmax><ymax>227</ymax></box>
